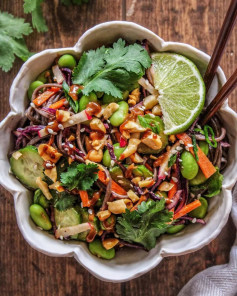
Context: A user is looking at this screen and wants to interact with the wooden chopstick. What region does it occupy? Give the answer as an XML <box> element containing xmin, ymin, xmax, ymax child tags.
<box><xmin>201</xmin><ymin>68</ymin><xmax>237</xmax><ymax>126</ymax></box>
<box><xmin>204</xmin><ymin>0</ymin><xmax>237</xmax><ymax>92</ymax></box>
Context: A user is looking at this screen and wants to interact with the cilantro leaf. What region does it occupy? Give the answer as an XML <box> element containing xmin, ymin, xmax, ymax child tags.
<box><xmin>23</xmin><ymin>0</ymin><xmax>48</xmax><ymax>33</ymax></box>
<box><xmin>60</xmin><ymin>162</ymin><xmax>99</xmax><ymax>191</ymax></box>
<box><xmin>0</xmin><ymin>12</ymin><xmax>32</xmax><ymax>72</ymax></box>
<box><xmin>73</xmin><ymin>39</ymin><xmax>151</xmax><ymax>98</ymax></box>
<box><xmin>62</xmin><ymin>81</ymin><xmax>79</xmax><ymax>113</ymax></box>
<box><xmin>138</xmin><ymin>114</ymin><xmax>160</xmax><ymax>134</ymax></box>
<box><xmin>51</xmin><ymin>190</ymin><xmax>78</xmax><ymax>211</ymax></box>
<box><xmin>116</xmin><ymin>199</ymin><xmax>173</xmax><ymax>250</ymax></box>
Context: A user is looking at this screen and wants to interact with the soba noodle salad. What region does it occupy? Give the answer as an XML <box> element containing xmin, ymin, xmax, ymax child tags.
<box><xmin>10</xmin><ymin>39</ymin><xmax>229</xmax><ymax>259</ymax></box>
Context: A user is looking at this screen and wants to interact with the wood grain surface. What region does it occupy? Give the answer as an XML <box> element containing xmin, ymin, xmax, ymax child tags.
<box><xmin>0</xmin><ymin>1</ymin><xmax>236</xmax><ymax>295</ymax></box>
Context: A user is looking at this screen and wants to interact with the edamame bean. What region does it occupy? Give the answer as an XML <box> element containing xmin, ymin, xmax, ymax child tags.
<box><xmin>199</xmin><ymin>141</ymin><xmax>209</xmax><ymax>155</ymax></box>
<box><xmin>30</xmin><ymin>204</ymin><xmax>52</xmax><ymax>230</ymax></box>
<box><xmin>33</xmin><ymin>189</ymin><xmax>49</xmax><ymax>208</ymax></box>
<box><xmin>133</xmin><ymin>165</ymin><xmax>153</xmax><ymax>178</ymax></box>
<box><xmin>166</xmin><ymin>224</ymin><xmax>185</xmax><ymax>234</ymax></box>
<box><xmin>189</xmin><ymin>197</ymin><xmax>208</xmax><ymax>219</ymax></box>
<box><xmin>102</xmin><ymin>143</ymin><xmax>126</xmax><ymax>167</ymax></box>
<box><xmin>28</xmin><ymin>81</ymin><xmax>44</xmax><ymax>100</ymax></box>
<box><xmin>189</xmin><ymin>169</ymin><xmax>207</xmax><ymax>186</ymax></box>
<box><xmin>89</xmin><ymin>239</ymin><xmax>115</xmax><ymax>259</ymax></box>
<box><xmin>36</xmin><ymin>70</ymin><xmax>49</xmax><ymax>83</ymax></box>
<box><xmin>181</xmin><ymin>151</ymin><xmax>199</xmax><ymax>180</ymax></box>
<box><xmin>79</xmin><ymin>93</ymin><xmax>97</xmax><ymax>111</ymax></box>
<box><xmin>109</xmin><ymin>101</ymin><xmax>129</xmax><ymax>127</ymax></box>
<box><xmin>58</xmin><ymin>54</ymin><xmax>77</xmax><ymax>69</ymax></box>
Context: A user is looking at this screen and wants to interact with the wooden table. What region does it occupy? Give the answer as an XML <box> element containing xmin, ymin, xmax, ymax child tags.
<box><xmin>0</xmin><ymin>1</ymin><xmax>236</xmax><ymax>295</ymax></box>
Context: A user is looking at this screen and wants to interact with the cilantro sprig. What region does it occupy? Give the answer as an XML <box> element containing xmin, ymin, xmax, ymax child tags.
<box><xmin>72</xmin><ymin>39</ymin><xmax>152</xmax><ymax>98</ymax></box>
<box><xmin>60</xmin><ymin>162</ymin><xmax>99</xmax><ymax>191</ymax></box>
<box><xmin>116</xmin><ymin>199</ymin><xmax>173</xmax><ymax>250</ymax></box>
<box><xmin>138</xmin><ymin>114</ymin><xmax>160</xmax><ymax>134</ymax></box>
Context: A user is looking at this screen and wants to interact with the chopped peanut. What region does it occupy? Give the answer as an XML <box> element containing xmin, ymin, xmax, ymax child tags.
<box><xmin>119</xmin><ymin>138</ymin><xmax>141</xmax><ymax>160</ymax></box>
<box><xmin>44</xmin><ymin>166</ymin><xmax>57</xmax><ymax>183</ymax></box>
<box><xmin>122</xmin><ymin>121</ymin><xmax>146</xmax><ymax>133</ymax></box>
<box><xmin>87</xmin><ymin>149</ymin><xmax>103</xmax><ymax>162</ymax></box>
<box><xmin>129</xmin><ymin>152</ymin><xmax>143</xmax><ymax>163</ymax></box>
<box><xmin>131</xmin><ymin>176</ymin><xmax>142</xmax><ymax>185</ymax></box>
<box><xmin>158</xmin><ymin>181</ymin><xmax>174</xmax><ymax>191</ymax></box>
<box><xmin>97</xmin><ymin>210</ymin><xmax>111</xmax><ymax>221</ymax></box>
<box><xmin>90</xmin><ymin>118</ymin><xmax>106</xmax><ymax>134</ymax></box>
<box><xmin>102</xmin><ymin>238</ymin><xmax>119</xmax><ymax>250</ymax></box>
<box><xmin>141</xmin><ymin>131</ymin><xmax>162</xmax><ymax>150</ymax></box>
<box><xmin>85</xmin><ymin>136</ymin><xmax>93</xmax><ymax>152</ymax></box>
<box><xmin>49</xmin><ymin>181</ymin><xmax>65</xmax><ymax>192</ymax></box>
<box><xmin>152</xmin><ymin>104</ymin><xmax>162</xmax><ymax>116</ymax></box>
<box><xmin>107</xmin><ymin>199</ymin><xmax>132</xmax><ymax>214</ymax></box>
<box><xmin>138</xmin><ymin>178</ymin><xmax>155</xmax><ymax>188</ymax></box>
<box><xmin>36</xmin><ymin>177</ymin><xmax>52</xmax><ymax>200</ymax></box>
<box><xmin>56</xmin><ymin>110</ymin><xmax>71</xmax><ymax>122</ymax></box>
<box><xmin>127</xmin><ymin>190</ymin><xmax>140</xmax><ymax>203</ymax></box>
<box><xmin>128</xmin><ymin>88</ymin><xmax>140</xmax><ymax>106</ymax></box>
<box><xmin>169</xmin><ymin>135</ymin><xmax>176</xmax><ymax>143</ymax></box>
<box><xmin>143</xmin><ymin>95</ymin><xmax>158</xmax><ymax>110</ymax></box>
<box><xmin>38</xmin><ymin>144</ymin><xmax>62</xmax><ymax>163</ymax></box>
<box><xmin>103</xmin><ymin>103</ymin><xmax>119</xmax><ymax>120</ymax></box>
<box><xmin>91</xmin><ymin>136</ymin><xmax>106</xmax><ymax>151</ymax></box>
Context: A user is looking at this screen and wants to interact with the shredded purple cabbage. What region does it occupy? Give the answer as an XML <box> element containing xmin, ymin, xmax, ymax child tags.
<box><xmin>61</xmin><ymin>68</ymin><xmax>72</xmax><ymax>86</ymax></box>
<box><xmin>107</xmin><ymin>143</ymin><xmax>116</xmax><ymax>161</ymax></box>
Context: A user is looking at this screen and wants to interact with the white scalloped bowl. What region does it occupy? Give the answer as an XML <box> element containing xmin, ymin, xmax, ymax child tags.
<box><xmin>0</xmin><ymin>21</ymin><xmax>236</xmax><ymax>282</ymax></box>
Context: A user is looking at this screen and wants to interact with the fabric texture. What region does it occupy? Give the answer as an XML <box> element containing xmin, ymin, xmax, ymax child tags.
<box><xmin>178</xmin><ymin>184</ymin><xmax>237</xmax><ymax>296</ymax></box>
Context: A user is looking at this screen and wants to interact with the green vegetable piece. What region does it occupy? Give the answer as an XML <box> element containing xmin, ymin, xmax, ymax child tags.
<box><xmin>199</xmin><ymin>141</ymin><xmax>209</xmax><ymax>156</ymax></box>
<box><xmin>204</xmin><ymin>169</ymin><xmax>223</xmax><ymax>198</ymax></box>
<box><xmin>30</xmin><ymin>204</ymin><xmax>52</xmax><ymax>230</ymax></box>
<box><xmin>116</xmin><ymin>198</ymin><xmax>173</xmax><ymax>250</ymax></box>
<box><xmin>89</xmin><ymin>239</ymin><xmax>115</xmax><ymax>260</ymax></box>
<box><xmin>189</xmin><ymin>169</ymin><xmax>207</xmax><ymax>186</ymax></box>
<box><xmin>96</xmin><ymin>91</ymin><xmax>104</xmax><ymax>98</ymax></box>
<box><xmin>166</xmin><ymin>224</ymin><xmax>185</xmax><ymax>234</ymax></box>
<box><xmin>36</xmin><ymin>70</ymin><xmax>49</xmax><ymax>83</ymax></box>
<box><xmin>181</xmin><ymin>151</ymin><xmax>199</xmax><ymax>180</ymax></box>
<box><xmin>109</xmin><ymin>166</ymin><xmax>131</xmax><ymax>191</ymax></box>
<box><xmin>103</xmin><ymin>143</ymin><xmax>126</xmax><ymax>167</ymax></box>
<box><xmin>33</xmin><ymin>189</ymin><xmax>49</xmax><ymax>208</ymax></box>
<box><xmin>79</xmin><ymin>92</ymin><xmax>98</xmax><ymax>111</ymax></box>
<box><xmin>102</xmin><ymin>94</ymin><xmax>121</xmax><ymax>104</ymax></box>
<box><xmin>138</xmin><ymin>114</ymin><xmax>161</xmax><ymax>134</ymax></box>
<box><xmin>28</xmin><ymin>81</ymin><xmax>44</xmax><ymax>100</ymax></box>
<box><xmin>204</xmin><ymin>125</ymin><xmax>217</xmax><ymax>148</ymax></box>
<box><xmin>189</xmin><ymin>197</ymin><xmax>208</xmax><ymax>219</ymax></box>
<box><xmin>58</xmin><ymin>54</ymin><xmax>77</xmax><ymax>69</ymax></box>
<box><xmin>156</xmin><ymin>191</ymin><xmax>168</xmax><ymax>198</ymax></box>
<box><xmin>132</xmin><ymin>165</ymin><xmax>153</xmax><ymax>178</ymax></box>
<box><xmin>109</xmin><ymin>101</ymin><xmax>129</xmax><ymax>127</ymax></box>
<box><xmin>10</xmin><ymin>146</ymin><xmax>44</xmax><ymax>189</ymax></box>
<box><xmin>137</xmin><ymin>116</ymin><xmax>168</xmax><ymax>154</ymax></box>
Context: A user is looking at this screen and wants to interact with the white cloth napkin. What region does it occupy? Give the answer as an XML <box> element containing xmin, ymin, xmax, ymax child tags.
<box><xmin>178</xmin><ymin>184</ymin><xmax>237</xmax><ymax>296</ymax></box>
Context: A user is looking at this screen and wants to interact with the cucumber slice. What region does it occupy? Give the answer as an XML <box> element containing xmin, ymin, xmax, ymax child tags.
<box><xmin>10</xmin><ymin>146</ymin><xmax>44</xmax><ymax>189</ymax></box>
<box><xmin>55</xmin><ymin>207</ymin><xmax>81</xmax><ymax>239</ymax></box>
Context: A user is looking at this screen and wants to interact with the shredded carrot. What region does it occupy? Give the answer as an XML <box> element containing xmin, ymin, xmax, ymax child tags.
<box><xmin>130</xmin><ymin>195</ymin><xmax>147</xmax><ymax>212</ymax></box>
<box><xmin>167</xmin><ymin>179</ymin><xmax>177</xmax><ymax>202</ymax></box>
<box><xmin>98</xmin><ymin>170</ymin><xmax>127</xmax><ymax>195</ymax></box>
<box><xmin>49</xmin><ymin>98</ymin><xmax>66</xmax><ymax>109</ymax></box>
<box><xmin>79</xmin><ymin>190</ymin><xmax>90</xmax><ymax>207</ymax></box>
<box><xmin>176</xmin><ymin>133</ymin><xmax>216</xmax><ymax>179</ymax></box>
<box><xmin>173</xmin><ymin>200</ymin><xmax>201</xmax><ymax>220</ymax></box>
<box><xmin>89</xmin><ymin>212</ymin><xmax>95</xmax><ymax>222</ymax></box>
<box><xmin>33</xmin><ymin>87</ymin><xmax>60</xmax><ymax>107</ymax></box>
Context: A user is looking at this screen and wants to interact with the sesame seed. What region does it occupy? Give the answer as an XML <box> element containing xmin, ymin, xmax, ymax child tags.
<box><xmin>58</xmin><ymin>124</ymin><xmax>64</xmax><ymax>130</ymax></box>
<box><xmin>62</xmin><ymin>142</ymin><xmax>65</xmax><ymax>146</ymax></box>
<box><xmin>107</xmin><ymin>120</ymin><xmax>110</xmax><ymax>123</ymax></box>
<box><xmin>176</xmin><ymin>146</ymin><xmax>182</xmax><ymax>151</ymax></box>
<box><xmin>178</xmin><ymin>158</ymin><xmax>183</xmax><ymax>162</ymax></box>
<box><xmin>179</xmin><ymin>140</ymin><xmax>184</xmax><ymax>145</ymax></box>
<box><xmin>88</xmin><ymin>209</ymin><xmax>93</xmax><ymax>215</ymax></box>
<box><xmin>53</xmin><ymin>132</ymin><xmax>57</xmax><ymax>135</ymax></box>
<box><xmin>149</xmin><ymin>114</ymin><xmax>155</xmax><ymax>118</ymax></box>
<box><xmin>187</xmin><ymin>144</ymin><xmax>193</xmax><ymax>147</ymax></box>
<box><xmin>138</xmin><ymin>107</ymin><xmax>144</xmax><ymax>111</ymax></box>
<box><xmin>141</xmin><ymin>106</ymin><xmax>146</xmax><ymax>110</ymax></box>
<box><xmin>118</xmin><ymin>180</ymin><xmax>124</xmax><ymax>184</ymax></box>
<box><xmin>81</xmin><ymin>202</ymin><xmax>83</xmax><ymax>208</ymax></box>
<box><xmin>164</xmin><ymin>171</ymin><xmax>169</xmax><ymax>176</ymax></box>
<box><xmin>64</xmin><ymin>148</ymin><xmax>69</xmax><ymax>152</ymax></box>
<box><xmin>172</xmin><ymin>177</ymin><xmax>178</xmax><ymax>183</ymax></box>
<box><xmin>47</xmin><ymin>128</ymin><xmax>54</xmax><ymax>134</ymax></box>
<box><xmin>197</xmin><ymin>124</ymin><xmax>202</xmax><ymax>129</ymax></box>
<box><xmin>111</xmin><ymin>160</ymin><xmax>115</xmax><ymax>167</ymax></box>
<box><xmin>69</xmin><ymin>143</ymin><xmax>74</xmax><ymax>148</ymax></box>
<box><xmin>197</xmin><ymin>194</ymin><xmax>201</xmax><ymax>198</ymax></box>
<box><xmin>30</xmin><ymin>102</ymin><xmax>35</xmax><ymax>107</ymax></box>
<box><xmin>190</xmin><ymin>193</ymin><xmax>195</xmax><ymax>198</ymax></box>
<box><xmin>185</xmin><ymin>146</ymin><xmax>190</xmax><ymax>151</ymax></box>
<box><xmin>69</xmin><ymin>120</ymin><xmax>74</xmax><ymax>125</ymax></box>
<box><xmin>48</xmin><ymin>121</ymin><xmax>54</xmax><ymax>126</ymax></box>
<box><xmin>80</xmin><ymin>128</ymin><xmax>85</xmax><ymax>132</ymax></box>
<box><xmin>60</xmin><ymin>236</ymin><xmax>64</xmax><ymax>240</ymax></box>
<box><xmin>45</xmin><ymin>163</ymin><xmax>52</xmax><ymax>168</ymax></box>
<box><xmin>114</xmin><ymin>233</ymin><xmax>119</xmax><ymax>238</ymax></box>
<box><xmin>33</xmin><ymin>164</ymin><xmax>38</xmax><ymax>170</ymax></box>
<box><xmin>117</xmin><ymin>175</ymin><xmax>123</xmax><ymax>178</ymax></box>
<box><xmin>192</xmin><ymin>218</ymin><xmax>197</xmax><ymax>223</ymax></box>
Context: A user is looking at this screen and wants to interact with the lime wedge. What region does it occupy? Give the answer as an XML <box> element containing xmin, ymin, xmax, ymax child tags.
<box><xmin>151</xmin><ymin>53</ymin><xmax>205</xmax><ymax>135</ymax></box>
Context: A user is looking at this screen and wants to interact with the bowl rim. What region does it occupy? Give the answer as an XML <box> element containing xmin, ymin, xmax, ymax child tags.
<box><xmin>0</xmin><ymin>21</ymin><xmax>237</xmax><ymax>283</ymax></box>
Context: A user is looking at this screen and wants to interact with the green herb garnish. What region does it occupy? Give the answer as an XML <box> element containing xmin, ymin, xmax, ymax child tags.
<box><xmin>116</xmin><ymin>198</ymin><xmax>173</xmax><ymax>250</ymax></box>
<box><xmin>51</xmin><ymin>190</ymin><xmax>78</xmax><ymax>211</ymax></box>
<box><xmin>60</xmin><ymin>162</ymin><xmax>99</xmax><ymax>191</ymax></box>
<box><xmin>0</xmin><ymin>11</ymin><xmax>33</xmax><ymax>72</ymax></box>
<box><xmin>192</xmin><ymin>135</ymin><xmax>199</xmax><ymax>161</ymax></box>
<box><xmin>62</xmin><ymin>81</ymin><xmax>79</xmax><ymax>113</ymax></box>
<box><xmin>138</xmin><ymin>114</ymin><xmax>161</xmax><ymax>135</ymax></box>
<box><xmin>204</xmin><ymin>125</ymin><xmax>217</xmax><ymax>148</ymax></box>
<box><xmin>168</xmin><ymin>154</ymin><xmax>177</xmax><ymax>168</ymax></box>
<box><xmin>72</xmin><ymin>39</ymin><xmax>152</xmax><ymax>98</ymax></box>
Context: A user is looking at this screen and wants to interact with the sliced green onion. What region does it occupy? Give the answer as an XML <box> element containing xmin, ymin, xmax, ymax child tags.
<box><xmin>204</xmin><ymin>125</ymin><xmax>217</xmax><ymax>148</ymax></box>
<box><xmin>194</xmin><ymin>128</ymin><xmax>204</xmax><ymax>135</ymax></box>
<box><xmin>191</xmin><ymin>135</ymin><xmax>199</xmax><ymax>161</ymax></box>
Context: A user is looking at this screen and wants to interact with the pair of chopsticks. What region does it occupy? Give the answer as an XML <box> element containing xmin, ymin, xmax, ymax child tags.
<box><xmin>200</xmin><ymin>0</ymin><xmax>237</xmax><ymax>126</ymax></box>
